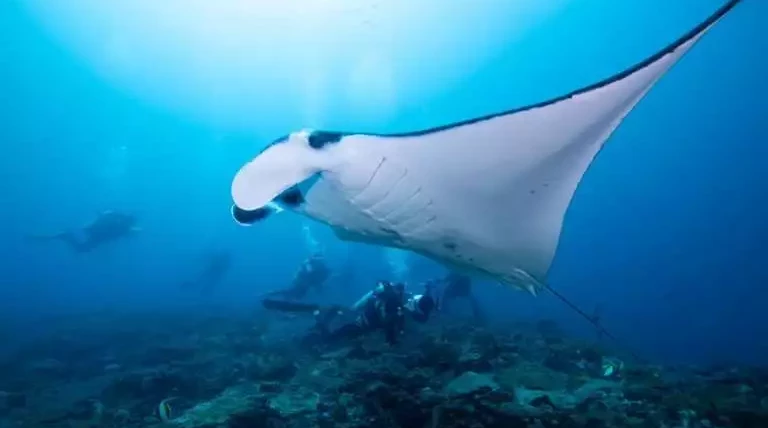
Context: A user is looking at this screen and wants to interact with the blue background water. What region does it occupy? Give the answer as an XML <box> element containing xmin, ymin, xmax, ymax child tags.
<box><xmin>0</xmin><ymin>0</ymin><xmax>765</xmax><ymax>365</ymax></box>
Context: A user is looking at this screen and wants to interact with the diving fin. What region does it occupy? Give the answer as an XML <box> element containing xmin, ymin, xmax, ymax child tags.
<box><xmin>262</xmin><ymin>298</ymin><xmax>322</xmax><ymax>314</ymax></box>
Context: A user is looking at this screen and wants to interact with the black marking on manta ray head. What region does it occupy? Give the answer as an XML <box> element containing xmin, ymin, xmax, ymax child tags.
<box><xmin>269</xmin><ymin>134</ymin><xmax>290</xmax><ymax>145</ymax></box>
<box><xmin>231</xmin><ymin>205</ymin><xmax>273</xmax><ymax>225</ymax></box>
<box><xmin>250</xmin><ymin>134</ymin><xmax>291</xmax><ymax>159</ymax></box>
<box><xmin>443</xmin><ymin>242</ymin><xmax>457</xmax><ymax>251</ymax></box>
<box><xmin>308</xmin><ymin>131</ymin><xmax>345</xmax><ymax>149</ymax></box>
<box><xmin>276</xmin><ymin>186</ymin><xmax>304</xmax><ymax>207</ymax></box>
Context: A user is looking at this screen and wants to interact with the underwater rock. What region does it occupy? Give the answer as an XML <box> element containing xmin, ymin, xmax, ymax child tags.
<box><xmin>417</xmin><ymin>338</ymin><xmax>461</xmax><ymax>371</ymax></box>
<box><xmin>102</xmin><ymin>367</ymin><xmax>203</xmax><ymax>404</ymax></box>
<box><xmin>258</xmin><ymin>381</ymin><xmax>282</xmax><ymax>394</ymax></box>
<box><xmin>363</xmin><ymin>381</ymin><xmax>430</xmax><ymax>428</ymax></box>
<box><xmin>323</xmin><ymin>392</ymin><xmax>367</xmax><ymax>424</ymax></box>
<box><xmin>34</xmin><ymin>398</ymin><xmax>106</xmax><ymax>425</ymax></box>
<box><xmin>623</xmin><ymin>384</ymin><xmax>666</xmax><ymax>404</ymax></box>
<box><xmin>497</xmin><ymin>363</ymin><xmax>569</xmax><ymax>392</ymax></box>
<box><xmin>112</xmin><ymin>408</ymin><xmax>131</xmax><ymax>423</ymax></box>
<box><xmin>430</xmin><ymin>398</ymin><xmax>530</xmax><ymax>428</ymax></box>
<box><xmin>319</xmin><ymin>346</ymin><xmax>356</xmax><ymax>360</ymax></box>
<box><xmin>294</xmin><ymin>360</ymin><xmax>345</xmax><ymax>393</ymax></box>
<box><xmin>722</xmin><ymin>410</ymin><xmax>768</xmax><ymax>427</ymax></box>
<box><xmin>248</xmin><ymin>352</ymin><xmax>297</xmax><ymax>381</ymax></box>
<box><xmin>529</xmin><ymin>394</ymin><xmax>557</xmax><ymax>409</ymax></box>
<box><xmin>142</xmin><ymin>344</ymin><xmax>198</xmax><ymax>365</ymax></box>
<box><xmin>543</xmin><ymin>350</ymin><xmax>582</xmax><ymax>374</ymax></box>
<box><xmin>468</xmin><ymin>330</ymin><xmax>501</xmax><ymax>355</ymax></box>
<box><xmin>345</xmin><ymin>343</ymin><xmax>376</xmax><ymax>360</ymax></box>
<box><xmin>170</xmin><ymin>384</ymin><xmax>260</xmax><ymax>427</ymax></box>
<box><xmin>444</xmin><ymin>371</ymin><xmax>499</xmax><ymax>397</ymax></box>
<box><xmin>267</xmin><ymin>388</ymin><xmax>319</xmax><ymax>416</ymax></box>
<box><xmin>456</xmin><ymin>345</ymin><xmax>495</xmax><ymax>373</ymax></box>
<box><xmin>579</xmin><ymin>346</ymin><xmax>604</xmax><ymax>365</ymax></box>
<box><xmin>227</xmin><ymin>404</ymin><xmax>286</xmax><ymax>428</ymax></box>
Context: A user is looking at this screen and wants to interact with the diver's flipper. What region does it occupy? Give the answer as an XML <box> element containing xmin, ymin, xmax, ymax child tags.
<box><xmin>261</xmin><ymin>298</ymin><xmax>323</xmax><ymax>314</ymax></box>
<box><xmin>231</xmin><ymin>1</ymin><xmax>741</xmax><ymax>292</ymax></box>
<box><xmin>28</xmin><ymin>231</ymin><xmax>94</xmax><ymax>252</ymax></box>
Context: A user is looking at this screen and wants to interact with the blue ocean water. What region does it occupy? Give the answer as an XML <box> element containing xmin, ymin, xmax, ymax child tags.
<box><xmin>0</xmin><ymin>0</ymin><xmax>765</xmax><ymax>366</ymax></box>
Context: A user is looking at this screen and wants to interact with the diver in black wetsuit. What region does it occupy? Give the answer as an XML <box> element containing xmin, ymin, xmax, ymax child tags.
<box><xmin>180</xmin><ymin>249</ymin><xmax>232</xmax><ymax>295</ymax></box>
<box><xmin>263</xmin><ymin>253</ymin><xmax>330</xmax><ymax>300</ymax></box>
<box><xmin>316</xmin><ymin>280</ymin><xmax>437</xmax><ymax>345</ymax></box>
<box><xmin>28</xmin><ymin>210</ymin><xmax>139</xmax><ymax>252</ymax></box>
<box><xmin>439</xmin><ymin>272</ymin><xmax>485</xmax><ymax>323</ymax></box>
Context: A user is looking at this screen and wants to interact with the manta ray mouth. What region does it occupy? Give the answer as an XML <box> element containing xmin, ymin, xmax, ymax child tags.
<box><xmin>231</xmin><ymin>185</ymin><xmax>311</xmax><ymax>225</ymax></box>
<box><xmin>231</xmin><ymin>131</ymin><xmax>327</xmax><ymax>212</ymax></box>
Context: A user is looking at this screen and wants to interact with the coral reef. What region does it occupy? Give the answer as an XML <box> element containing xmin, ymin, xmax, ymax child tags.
<box><xmin>0</xmin><ymin>310</ymin><xmax>766</xmax><ymax>427</ymax></box>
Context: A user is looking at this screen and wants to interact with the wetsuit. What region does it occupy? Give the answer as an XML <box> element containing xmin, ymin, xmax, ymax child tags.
<box><xmin>321</xmin><ymin>281</ymin><xmax>436</xmax><ymax>345</ymax></box>
<box><xmin>182</xmin><ymin>250</ymin><xmax>232</xmax><ymax>295</ymax></box>
<box><xmin>29</xmin><ymin>211</ymin><xmax>138</xmax><ymax>252</ymax></box>
<box><xmin>440</xmin><ymin>272</ymin><xmax>485</xmax><ymax>322</ymax></box>
<box><xmin>264</xmin><ymin>254</ymin><xmax>330</xmax><ymax>300</ymax></box>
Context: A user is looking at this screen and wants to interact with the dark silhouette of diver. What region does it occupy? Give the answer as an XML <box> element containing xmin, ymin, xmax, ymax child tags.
<box><xmin>180</xmin><ymin>250</ymin><xmax>232</xmax><ymax>295</ymax></box>
<box><xmin>263</xmin><ymin>253</ymin><xmax>330</xmax><ymax>300</ymax></box>
<box><xmin>438</xmin><ymin>272</ymin><xmax>486</xmax><ymax>323</ymax></box>
<box><xmin>315</xmin><ymin>280</ymin><xmax>437</xmax><ymax>345</ymax></box>
<box><xmin>28</xmin><ymin>210</ymin><xmax>139</xmax><ymax>252</ymax></box>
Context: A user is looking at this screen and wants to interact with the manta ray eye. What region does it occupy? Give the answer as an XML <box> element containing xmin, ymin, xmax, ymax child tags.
<box><xmin>307</xmin><ymin>131</ymin><xmax>344</xmax><ymax>149</ymax></box>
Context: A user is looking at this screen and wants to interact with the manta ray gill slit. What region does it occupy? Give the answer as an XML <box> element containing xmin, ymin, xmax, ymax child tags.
<box><xmin>276</xmin><ymin>187</ymin><xmax>305</xmax><ymax>207</ymax></box>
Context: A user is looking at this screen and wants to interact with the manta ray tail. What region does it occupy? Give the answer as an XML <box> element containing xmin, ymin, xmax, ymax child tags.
<box><xmin>543</xmin><ymin>284</ymin><xmax>642</xmax><ymax>361</ymax></box>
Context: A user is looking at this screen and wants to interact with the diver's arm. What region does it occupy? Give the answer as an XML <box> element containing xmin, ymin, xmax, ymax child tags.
<box><xmin>352</xmin><ymin>281</ymin><xmax>389</xmax><ymax>310</ymax></box>
<box><xmin>403</xmin><ymin>294</ymin><xmax>433</xmax><ymax>323</ymax></box>
<box><xmin>351</xmin><ymin>290</ymin><xmax>374</xmax><ymax>310</ymax></box>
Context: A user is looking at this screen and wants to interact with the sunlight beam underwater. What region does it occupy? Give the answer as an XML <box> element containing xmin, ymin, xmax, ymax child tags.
<box><xmin>229</xmin><ymin>1</ymin><xmax>742</xmax><ymax>343</ymax></box>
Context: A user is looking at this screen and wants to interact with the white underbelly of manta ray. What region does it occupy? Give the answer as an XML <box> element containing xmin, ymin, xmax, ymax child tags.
<box><xmin>230</xmin><ymin>0</ymin><xmax>741</xmax><ymax>293</ymax></box>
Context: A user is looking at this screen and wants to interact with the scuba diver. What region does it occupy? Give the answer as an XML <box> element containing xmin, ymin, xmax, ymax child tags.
<box><xmin>262</xmin><ymin>253</ymin><xmax>330</xmax><ymax>300</ymax></box>
<box><xmin>180</xmin><ymin>249</ymin><xmax>232</xmax><ymax>295</ymax></box>
<box><xmin>320</xmin><ymin>280</ymin><xmax>436</xmax><ymax>345</ymax></box>
<box><xmin>329</xmin><ymin>280</ymin><xmax>435</xmax><ymax>344</ymax></box>
<box><xmin>28</xmin><ymin>210</ymin><xmax>140</xmax><ymax>252</ymax></box>
<box><xmin>438</xmin><ymin>272</ymin><xmax>486</xmax><ymax>323</ymax></box>
<box><xmin>263</xmin><ymin>280</ymin><xmax>437</xmax><ymax>346</ymax></box>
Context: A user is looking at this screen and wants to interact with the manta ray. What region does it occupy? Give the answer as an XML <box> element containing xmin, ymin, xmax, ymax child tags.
<box><xmin>229</xmin><ymin>2</ymin><xmax>740</xmax><ymax>305</ymax></box>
